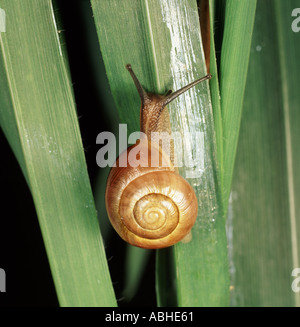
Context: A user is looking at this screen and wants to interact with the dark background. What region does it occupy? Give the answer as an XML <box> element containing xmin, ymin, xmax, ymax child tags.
<box><xmin>0</xmin><ymin>0</ymin><xmax>156</xmax><ymax>307</ymax></box>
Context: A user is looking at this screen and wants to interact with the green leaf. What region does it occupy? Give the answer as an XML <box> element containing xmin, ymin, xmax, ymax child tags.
<box><xmin>122</xmin><ymin>246</ymin><xmax>152</xmax><ymax>302</ymax></box>
<box><xmin>208</xmin><ymin>0</ymin><xmax>224</xmax><ymax>193</ymax></box>
<box><xmin>91</xmin><ymin>0</ymin><xmax>229</xmax><ymax>306</ymax></box>
<box><xmin>229</xmin><ymin>0</ymin><xmax>300</xmax><ymax>306</ymax></box>
<box><xmin>155</xmin><ymin>247</ymin><xmax>177</xmax><ymax>306</ymax></box>
<box><xmin>219</xmin><ymin>0</ymin><xmax>257</xmax><ymax>210</ymax></box>
<box><xmin>0</xmin><ymin>0</ymin><xmax>116</xmax><ymax>306</ymax></box>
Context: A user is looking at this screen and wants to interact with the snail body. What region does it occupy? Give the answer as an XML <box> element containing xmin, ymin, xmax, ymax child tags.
<box><xmin>105</xmin><ymin>65</ymin><xmax>211</xmax><ymax>249</ymax></box>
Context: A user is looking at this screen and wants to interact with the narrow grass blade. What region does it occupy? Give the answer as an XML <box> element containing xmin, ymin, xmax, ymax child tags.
<box><xmin>229</xmin><ymin>0</ymin><xmax>300</xmax><ymax>306</ymax></box>
<box><xmin>220</xmin><ymin>0</ymin><xmax>257</xmax><ymax>211</ymax></box>
<box><xmin>155</xmin><ymin>247</ymin><xmax>177</xmax><ymax>306</ymax></box>
<box><xmin>208</xmin><ymin>0</ymin><xmax>224</xmax><ymax>195</ymax></box>
<box><xmin>0</xmin><ymin>0</ymin><xmax>116</xmax><ymax>306</ymax></box>
<box><xmin>122</xmin><ymin>246</ymin><xmax>152</xmax><ymax>302</ymax></box>
<box><xmin>275</xmin><ymin>2</ymin><xmax>300</xmax><ymax>306</ymax></box>
<box><xmin>91</xmin><ymin>0</ymin><xmax>229</xmax><ymax>306</ymax></box>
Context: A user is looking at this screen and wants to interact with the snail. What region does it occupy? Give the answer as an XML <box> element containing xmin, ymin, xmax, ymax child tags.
<box><xmin>105</xmin><ymin>64</ymin><xmax>212</xmax><ymax>249</ymax></box>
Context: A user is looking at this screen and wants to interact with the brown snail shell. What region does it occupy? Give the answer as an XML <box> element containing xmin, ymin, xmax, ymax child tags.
<box><xmin>105</xmin><ymin>65</ymin><xmax>211</xmax><ymax>249</ymax></box>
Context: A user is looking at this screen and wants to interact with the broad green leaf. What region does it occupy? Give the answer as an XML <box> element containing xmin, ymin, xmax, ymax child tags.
<box><xmin>230</xmin><ymin>0</ymin><xmax>300</xmax><ymax>306</ymax></box>
<box><xmin>91</xmin><ymin>0</ymin><xmax>229</xmax><ymax>306</ymax></box>
<box><xmin>0</xmin><ymin>0</ymin><xmax>116</xmax><ymax>306</ymax></box>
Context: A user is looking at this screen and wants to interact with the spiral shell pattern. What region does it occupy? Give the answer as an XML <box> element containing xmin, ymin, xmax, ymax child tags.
<box><xmin>105</xmin><ymin>142</ymin><xmax>198</xmax><ymax>249</ymax></box>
